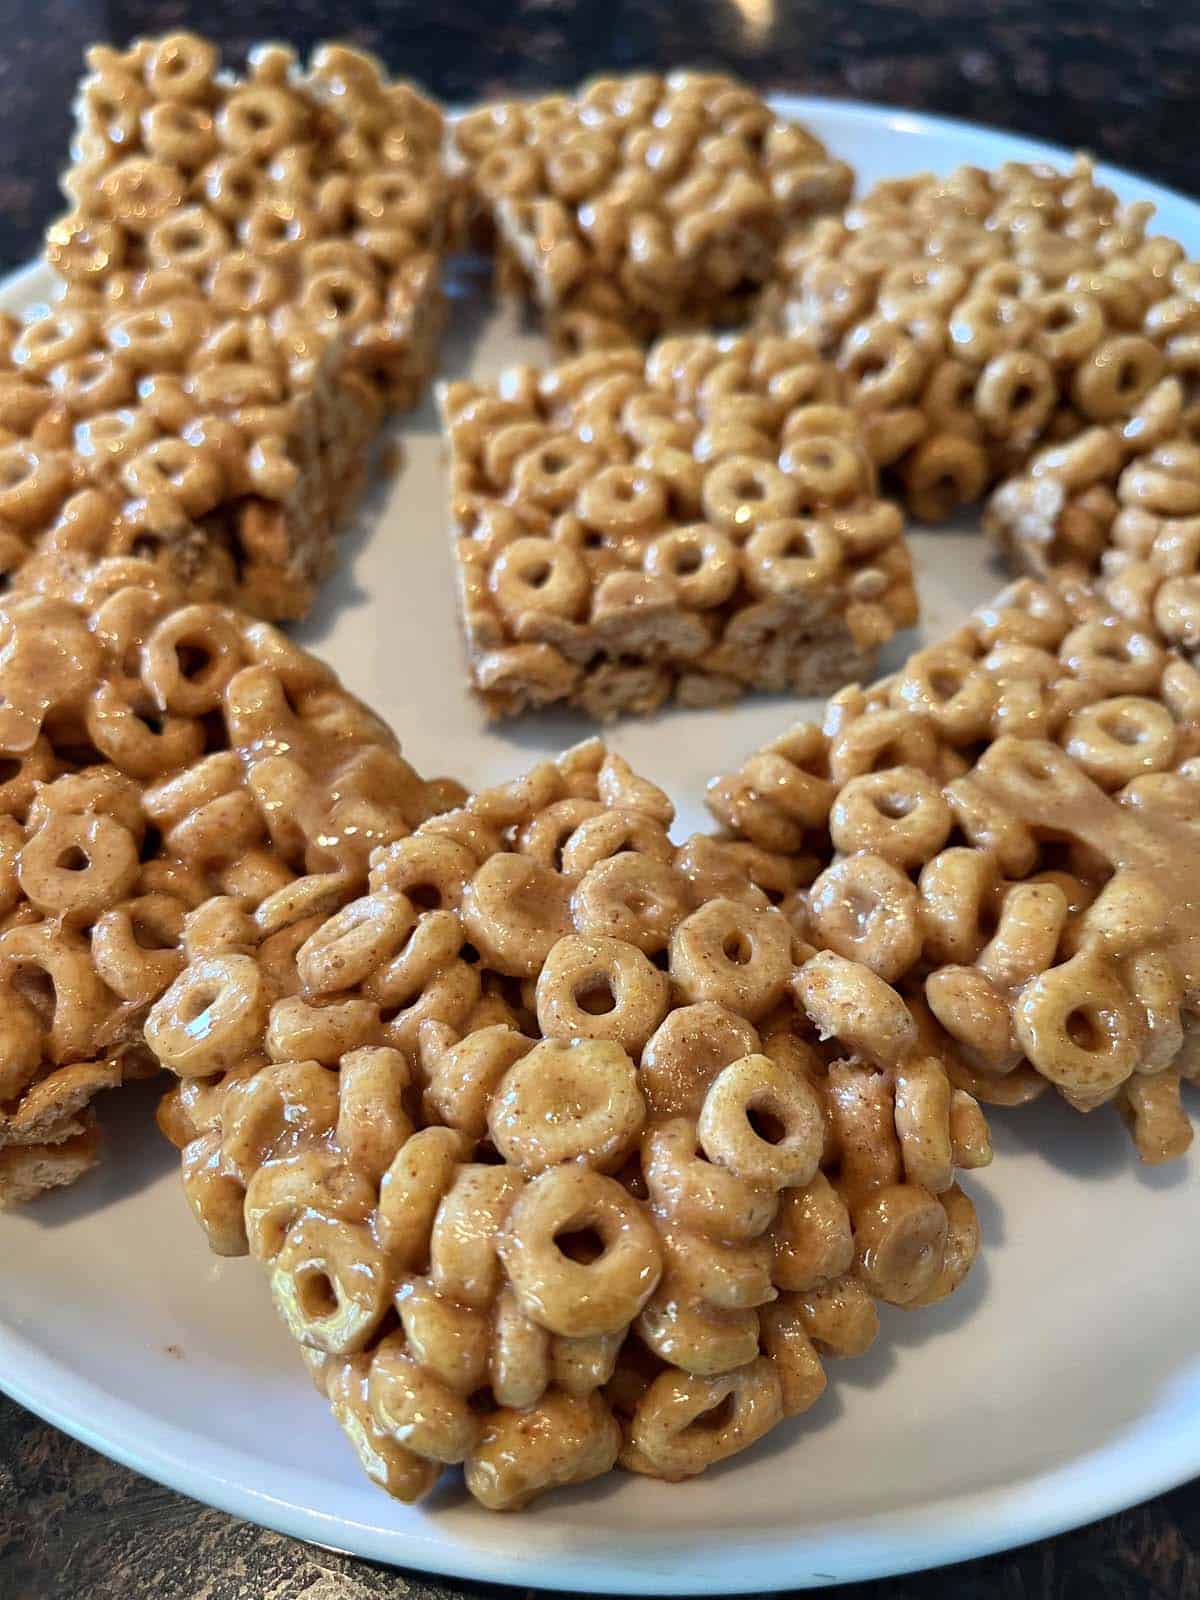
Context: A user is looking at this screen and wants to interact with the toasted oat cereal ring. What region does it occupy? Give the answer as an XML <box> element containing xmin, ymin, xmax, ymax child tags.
<box><xmin>498</xmin><ymin>1164</ymin><xmax>662</xmax><ymax>1337</ymax></box>
<box><xmin>216</xmin><ymin>86</ymin><xmax>306</xmax><ymax>158</ymax></box>
<box><xmin>850</xmin><ymin>1183</ymin><xmax>948</xmax><ymax>1305</ymax></box>
<box><xmin>141</xmin><ymin>604</ymin><xmax>246</xmax><ymax>715</ymax></box>
<box><xmin>701</xmin><ymin>455</ymin><xmax>800</xmax><ymax>535</ymax></box>
<box><xmin>621</xmin><ymin>1360</ymin><xmax>782</xmax><ymax>1481</ymax></box>
<box><xmin>465</xmin><ymin>1390</ymin><xmax>620</xmax><ymax>1512</ymax></box>
<box><xmin>0</xmin><ymin>441</ymin><xmax>72</xmax><ymax>529</ymax></box>
<box><xmin>569</xmin><ymin>853</ymin><xmax>692</xmax><ymax>953</ymax></box>
<box><xmin>743</xmin><ymin>517</ymin><xmax>842</xmax><ymax>598</ymax></box>
<box><xmin>536</xmin><ymin>933</ymin><xmax>669</xmax><ymax>1052</ymax></box>
<box><xmin>244</xmin><ymin>1149</ymin><xmax>376</xmax><ymax>1264</ymax></box>
<box><xmin>99</xmin><ymin>156</ymin><xmax>184</xmax><ymax>230</ymax></box>
<box><xmin>461</xmin><ymin>853</ymin><xmax>573</xmax><ymax>979</ymax></box>
<box><xmin>975</xmin><ymin>350</ymin><xmax>1057</xmax><ymax>441</ymax></box>
<box><xmin>643</xmin><ymin>525</ymin><xmax>739</xmax><ymax>609</ymax></box>
<box><xmin>1014</xmin><ymin>950</ymin><xmax>1146</xmax><ymax>1099</ymax></box>
<box><xmin>146</xmin><ymin>953</ymin><xmax>270</xmax><ymax>1076</ymax></box>
<box><xmin>1072</xmin><ymin>334</ymin><xmax>1164</xmax><ymax>421</ymax></box>
<box><xmin>489</xmin><ymin>537</ymin><xmax>590</xmax><ymax>620</ymax></box>
<box><xmin>829</xmin><ymin>767</ymin><xmax>952</xmax><ymax>869</ymax></box>
<box><xmin>669</xmin><ymin>898</ymin><xmax>792</xmax><ymax>1021</ymax></box>
<box><xmin>146</xmin><ymin>205</ymin><xmax>229</xmax><ymax>275</ymax></box>
<box><xmin>142</xmin><ymin>31</ymin><xmax>218</xmax><ymax>101</ymax></box>
<box><xmin>17</xmin><ymin>808</ymin><xmax>140</xmax><ymax>923</ymax></box>
<box><xmin>796</xmin><ymin>948</ymin><xmax>918</xmax><ymax>1066</ymax></box>
<box><xmin>698</xmin><ymin>1053</ymin><xmax>823</xmax><ymax>1190</ymax></box>
<box><xmin>140</xmin><ymin>100</ymin><xmax>217</xmax><ymax>167</ymax></box>
<box><xmin>642</xmin><ymin>1117</ymin><xmax>777</xmax><ymax>1242</ymax></box>
<box><xmin>296</xmin><ymin>891</ymin><xmax>417</xmax><ymax>997</ymax></box>
<box><xmin>489</xmin><ymin>1037</ymin><xmax>645</xmax><ymax>1174</ymax></box>
<box><xmin>1063</xmin><ymin>696</ymin><xmax>1178</xmax><ymax>789</ymax></box>
<box><xmin>272</xmin><ymin>1215</ymin><xmax>390</xmax><ymax>1356</ymax></box>
<box><xmin>640</xmin><ymin>1004</ymin><xmax>762</xmax><ymax>1120</ymax></box>
<box><xmin>808</xmin><ymin>853</ymin><xmax>922</xmax><ymax>981</ymax></box>
<box><xmin>368</xmin><ymin>1334</ymin><xmax>481</xmax><ymax>1464</ymax></box>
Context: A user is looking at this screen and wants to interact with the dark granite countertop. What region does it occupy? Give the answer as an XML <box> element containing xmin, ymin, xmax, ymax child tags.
<box><xmin>1</xmin><ymin>3</ymin><xmax>1198</xmax><ymax>1597</ymax></box>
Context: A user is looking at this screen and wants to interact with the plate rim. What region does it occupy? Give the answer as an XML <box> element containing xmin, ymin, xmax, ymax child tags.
<box><xmin>2</xmin><ymin>91</ymin><xmax>1199</xmax><ymax>1594</ymax></box>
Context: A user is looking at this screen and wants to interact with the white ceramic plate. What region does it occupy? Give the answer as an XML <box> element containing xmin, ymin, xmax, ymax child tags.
<box><xmin>2</xmin><ymin>97</ymin><xmax>1198</xmax><ymax>1595</ymax></box>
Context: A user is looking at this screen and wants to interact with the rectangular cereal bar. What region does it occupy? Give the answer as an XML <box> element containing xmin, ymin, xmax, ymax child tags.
<box><xmin>448</xmin><ymin>72</ymin><xmax>852</xmax><ymax>350</ymax></box>
<box><xmin>0</xmin><ymin>553</ymin><xmax>462</xmax><ymax>1206</ymax></box>
<box><xmin>53</xmin><ymin>33</ymin><xmax>448</xmax><ymax>411</ymax></box>
<box><xmin>1</xmin><ymin>33</ymin><xmax>450</xmax><ymax>619</ymax></box>
<box><xmin>145</xmin><ymin>738</ymin><xmax>988</xmax><ymax>1510</ymax></box>
<box><xmin>707</xmin><ymin>575</ymin><xmax>1200</xmax><ymax>1162</ymax></box>
<box><xmin>0</xmin><ymin>294</ymin><xmax>378</xmax><ymax>619</ymax></box>
<box><xmin>440</xmin><ymin>334</ymin><xmax>917</xmax><ymax>719</ymax></box>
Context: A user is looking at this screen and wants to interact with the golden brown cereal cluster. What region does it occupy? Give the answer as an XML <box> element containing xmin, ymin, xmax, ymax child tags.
<box><xmin>765</xmin><ymin>158</ymin><xmax>1189</xmax><ymax>520</ymax></box>
<box><xmin>146</xmin><ymin>741</ymin><xmax>988</xmax><ymax>1510</ymax></box>
<box><xmin>449</xmin><ymin>72</ymin><xmax>853</xmax><ymax>350</ymax></box>
<box><xmin>53</xmin><ymin>32</ymin><xmax>448</xmax><ymax>410</ymax></box>
<box><xmin>708</xmin><ymin>576</ymin><xmax>1200</xmax><ymax>1162</ymax></box>
<box><xmin>0</xmin><ymin>289</ymin><xmax>378</xmax><ymax>620</ymax></box>
<box><xmin>987</xmin><ymin>376</ymin><xmax>1200</xmax><ymax>660</ymax></box>
<box><xmin>0</xmin><ymin>554</ymin><xmax>460</xmax><ymax>1207</ymax></box>
<box><xmin>441</xmin><ymin>335</ymin><xmax>918</xmax><ymax>719</ymax></box>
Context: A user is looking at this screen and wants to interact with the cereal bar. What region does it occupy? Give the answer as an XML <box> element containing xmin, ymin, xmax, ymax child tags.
<box><xmin>0</xmin><ymin>33</ymin><xmax>451</xmax><ymax>619</ymax></box>
<box><xmin>54</xmin><ymin>33</ymin><xmax>448</xmax><ymax>411</ymax></box>
<box><xmin>449</xmin><ymin>73</ymin><xmax>852</xmax><ymax>350</ymax></box>
<box><xmin>0</xmin><ymin>290</ymin><xmax>378</xmax><ymax>619</ymax></box>
<box><xmin>147</xmin><ymin>740</ymin><xmax>989</xmax><ymax>1510</ymax></box>
<box><xmin>764</xmin><ymin>158</ymin><xmax>1190</xmax><ymax>520</ymax></box>
<box><xmin>0</xmin><ymin>554</ymin><xmax>461</xmax><ymax>1206</ymax></box>
<box><xmin>440</xmin><ymin>335</ymin><xmax>917</xmax><ymax>719</ymax></box>
<box><xmin>708</xmin><ymin>576</ymin><xmax>1200</xmax><ymax>1162</ymax></box>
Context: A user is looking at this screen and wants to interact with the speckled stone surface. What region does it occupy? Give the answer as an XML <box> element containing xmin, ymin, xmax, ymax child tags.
<box><xmin>1</xmin><ymin>3</ymin><xmax>1199</xmax><ymax>1596</ymax></box>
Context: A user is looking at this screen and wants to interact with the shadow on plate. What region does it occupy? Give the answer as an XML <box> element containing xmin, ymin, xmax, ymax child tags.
<box><xmin>990</xmin><ymin>1092</ymin><xmax>1194</xmax><ymax>1191</ymax></box>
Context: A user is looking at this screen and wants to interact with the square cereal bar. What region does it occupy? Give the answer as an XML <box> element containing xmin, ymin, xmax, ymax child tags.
<box><xmin>1</xmin><ymin>33</ymin><xmax>451</xmax><ymax>619</ymax></box>
<box><xmin>0</xmin><ymin>291</ymin><xmax>377</xmax><ymax>619</ymax></box>
<box><xmin>440</xmin><ymin>335</ymin><xmax>917</xmax><ymax>719</ymax></box>
<box><xmin>707</xmin><ymin>576</ymin><xmax>1200</xmax><ymax>1163</ymax></box>
<box><xmin>0</xmin><ymin>553</ymin><xmax>461</xmax><ymax>1206</ymax></box>
<box><xmin>763</xmin><ymin>159</ymin><xmax>1190</xmax><ymax>520</ymax></box>
<box><xmin>147</xmin><ymin>738</ymin><xmax>988</xmax><ymax>1509</ymax></box>
<box><xmin>52</xmin><ymin>33</ymin><xmax>448</xmax><ymax>411</ymax></box>
<box><xmin>449</xmin><ymin>72</ymin><xmax>852</xmax><ymax>349</ymax></box>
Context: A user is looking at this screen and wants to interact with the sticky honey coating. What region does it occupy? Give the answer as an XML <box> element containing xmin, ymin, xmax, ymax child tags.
<box><xmin>708</xmin><ymin>575</ymin><xmax>1200</xmax><ymax>1162</ymax></box>
<box><xmin>763</xmin><ymin>157</ymin><xmax>1190</xmax><ymax>521</ymax></box>
<box><xmin>448</xmin><ymin>72</ymin><xmax>853</xmax><ymax>350</ymax></box>
<box><xmin>145</xmin><ymin>741</ymin><xmax>988</xmax><ymax>1510</ymax></box>
<box><xmin>0</xmin><ymin>32</ymin><xmax>449</xmax><ymax>620</ymax></box>
<box><xmin>440</xmin><ymin>334</ymin><xmax>918</xmax><ymax>720</ymax></box>
<box><xmin>0</xmin><ymin>553</ymin><xmax>461</xmax><ymax>1207</ymax></box>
